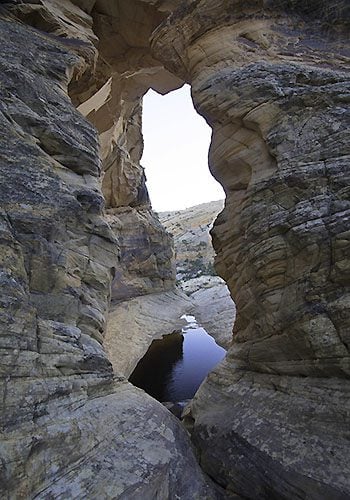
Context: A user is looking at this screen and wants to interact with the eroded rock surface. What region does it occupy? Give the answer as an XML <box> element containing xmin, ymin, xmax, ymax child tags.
<box><xmin>189</xmin><ymin>362</ymin><xmax>350</xmax><ymax>500</ymax></box>
<box><xmin>1</xmin><ymin>0</ymin><xmax>349</xmax><ymax>498</ymax></box>
<box><xmin>159</xmin><ymin>200</ymin><xmax>224</xmax><ymax>281</ymax></box>
<box><xmin>105</xmin><ymin>288</ymin><xmax>194</xmax><ymax>377</ymax></box>
<box><xmin>0</xmin><ymin>7</ymin><xmax>217</xmax><ymax>498</ymax></box>
<box><xmin>159</xmin><ymin>200</ymin><xmax>236</xmax><ymax>348</ymax></box>
<box><xmin>189</xmin><ymin>278</ymin><xmax>235</xmax><ymax>350</ymax></box>
<box><xmin>152</xmin><ymin>1</ymin><xmax>350</xmax><ymax>497</ymax></box>
<box><xmin>107</xmin><ymin>207</ymin><xmax>175</xmax><ymax>301</ymax></box>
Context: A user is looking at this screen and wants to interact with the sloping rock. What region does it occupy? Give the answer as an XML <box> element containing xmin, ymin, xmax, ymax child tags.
<box><xmin>105</xmin><ymin>288</ymin><xmax>194</xmax><ymax>377</ymax></box>
<box><xmin>159</xmin><ymin>201</ymin><xmax>235</xmax><ymax>347</ymax></box>
<box><xmin>190</xmin><ymin>278</ymin><xmax>236</xmax><ymax>350</ymax></box>
<box><xmin>159</xmin><ymin>200</ymin><xmax>224</xmax><ymax>281</ymax></box>
<box><xmin>189</xmin><ymin>362</ymin><xmax>350</xmax><ymax>500</ymax></box>
<box><xmin>107</xmin><ymin>207</ymin><xmax>176</xmax><ymax>301</ymax></box>
<box><xmin>3</xmin><ymin>377</ymin><xmax>217</xmax><ymax>499</ymax></box>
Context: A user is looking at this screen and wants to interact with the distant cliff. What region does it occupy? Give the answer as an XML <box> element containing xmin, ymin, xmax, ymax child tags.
<box><xmin>159</xmin><ymin>200</ymin><xmax>224</xmax><ymax>282</ymax></box>
<box><xmin>159</xmin><ymin>200</ymin><xmax>235</xmax><ymax>349</ymax></box>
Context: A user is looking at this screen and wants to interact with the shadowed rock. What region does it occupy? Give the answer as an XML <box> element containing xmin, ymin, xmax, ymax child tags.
<box><xmin>0</xmin><ymin>0</ymin><xmax>349</xmax><ymax>498</ymax></box>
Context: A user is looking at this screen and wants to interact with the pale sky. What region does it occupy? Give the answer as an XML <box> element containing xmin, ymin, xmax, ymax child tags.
<box><xmin>141</xmin><ymin>84</ymin><xmax>224</xmax><ymax>212</ymax></box>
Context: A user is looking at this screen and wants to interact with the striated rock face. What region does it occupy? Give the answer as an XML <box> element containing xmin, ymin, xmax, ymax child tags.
<box><xmin>159</xmin><ymin>200</ymin><xmax>224</xmax><ymax>281</ymax></box>
<box><xmin>1</xmin><ymin>0</ymin><xmax>349</xmax><ymax>498</ymax></box>
<box><xmin>107</xmin><ymin>207</ymin><xmax>175</xmax><ymax>301</ymax></box>
<box><xmin>0</xmin><ymin>5</ymin><xmax>216</xmax><ymax>498</ymax></box>
<box><xmin>152</xmin><ymin>1</ymin><xmax>350</xmax><ymax>498</ymax></box>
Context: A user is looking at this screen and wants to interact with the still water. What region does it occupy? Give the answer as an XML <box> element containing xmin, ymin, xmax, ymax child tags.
<box><xmin>129</xmin><ymin>327</ymin><xmax>226</xmax><ymax>402</ymax></box>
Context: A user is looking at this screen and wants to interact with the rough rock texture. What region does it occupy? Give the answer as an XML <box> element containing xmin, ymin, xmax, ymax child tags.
<box><xmin>107</xmin><ymin>207</ymin><xmax>175</xmax><ymax>301</ymax></box>
<box><xmin>159</xmin><ymin>200</ymin><xmax>224</xmax><ymax>280</ymax></box>
<box><xmin>105</xmin><ymin>288</ymin><xmax>194</xmax><ymax>377</ymax></box>
<box><xmin>0</xmin><ymin>7</ymin><xmax>217</xmax><ymax>498</ymax></box>
<box><xmin>189</xmin><ymin>363</ymin><xmax>350</xmax><ymax>500</ymax></box>
<box><xmin>1</xmin><ymin>0</ymin><xmax>350</xmax><ymax>498</ymax></box>
<box><xmin>151</xmin><ymin>1</ymin><xmax>350</xmax><ymax>498</ymax></box>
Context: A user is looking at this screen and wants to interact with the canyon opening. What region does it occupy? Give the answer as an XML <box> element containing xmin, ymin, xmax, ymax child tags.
<box><xmin>124</xmin><ymin>84</ymin><xmax>233</xmax><ymax>410</ymax></box>
<box><xmin>141</xmin><ymin>84</ymin><xmax>224</xmax><ymax>212</ymax></box>
<box><xmin>1</xmin><ymin>1</ymin><xmax>349</xmax><ymax>499</ymax></box>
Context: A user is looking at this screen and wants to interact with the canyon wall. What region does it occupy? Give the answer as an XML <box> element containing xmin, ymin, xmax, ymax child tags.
<box><xmin>151</xmin><ymin>1</ymin><xmax>350</xmax><ymax>498</ymax></box>
<box><xmin>0</xmin><ymin>1</ymin><xmax>217</xmax><ymax>498</ymax></box>
<box><xmin>159</xmin><ymin>200</ymin><xmax>224</xmax><ymax>282</ymax></box>
<box><xmin>0</xmin><ymin>0</ymin><xmax>349</xmax><ymax>499</ymax></box>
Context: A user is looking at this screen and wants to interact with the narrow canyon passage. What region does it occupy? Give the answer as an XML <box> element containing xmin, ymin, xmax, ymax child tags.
<box><xmin>102</xmin><ymin>83</ymin><xmax>235</xmax><ymax>388</ymax></box>
<box><xmin>125</xmin><ymin>85</ymin><xmax>233</xmax><ymax>405</ymax></box>
<box><xmin>1</xmin><ymin>1</ymin><xmax>349</xmax><ymax>499</ymax></box>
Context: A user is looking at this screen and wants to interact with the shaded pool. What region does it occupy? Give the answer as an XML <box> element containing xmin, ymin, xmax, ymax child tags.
<box><xmin>129</xmin><ymin>327</ymin><xmax>226</xmax><ymax>402</ymax></box>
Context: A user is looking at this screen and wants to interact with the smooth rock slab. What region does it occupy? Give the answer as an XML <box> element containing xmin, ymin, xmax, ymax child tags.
<box><xmin>105</xmin><ymin>288</ymin><xmax>194</xmax><ymax>378</ymax></box>
<box><xmin>188</xmin><ymin>277</ymin><xmax>235</xmax><ymax>349</ymax></box>
<box><xmin>189</xmin><ymin>359</ymin><xmax>350</xmax><ymax>500</ymax></box>
<box><xmin>1</xmin><ymin>380</ymin><xmax>218</xmax><ymax>499</ymax></box>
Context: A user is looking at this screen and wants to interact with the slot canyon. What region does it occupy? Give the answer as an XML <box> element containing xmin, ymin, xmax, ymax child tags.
<box><xmin>0</xmin><ymin>1</ymin><xmax>349</xmax><ymax>499</ymax></box>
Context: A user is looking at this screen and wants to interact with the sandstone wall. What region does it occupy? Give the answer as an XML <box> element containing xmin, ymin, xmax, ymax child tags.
<box><xmin>151</xmin><ymin>1</ymin><xmax>350</xmax><ymax>498</ymax></box>
<box><xmin>159</xmin><ymin>200</ymin><xmax>224</xmax><ymax>281</ymax></box>
<box><xmin>0</xmin><ymin>2</ymin><xmax>218</xmax><ymax>497</ymax></box>
<box><xmin>1</xmin><ymin>0</ymin><xmax>349</xmax><ymax>498</ymax></box>
<box><xmin>72</xmin><ymin>1</ymin><xmax>182</xmax><ymax>299</ymax></box>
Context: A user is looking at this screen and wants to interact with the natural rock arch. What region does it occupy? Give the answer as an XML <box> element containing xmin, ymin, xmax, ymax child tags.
<box><xmin>0</xmin><ymin>1</ymin><xmax>349</xmax><ymax>498</ymax></box>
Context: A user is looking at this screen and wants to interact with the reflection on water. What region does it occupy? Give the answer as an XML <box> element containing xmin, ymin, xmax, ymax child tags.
<box><xmin>129</xmin><ymin>332</ymin><xmax>184</xmax><ymax>402</ymax></box>
<box><xmin>129</xmin><ymin>328</ymin><xmax>226</xmax><ymax>402</ymax></box>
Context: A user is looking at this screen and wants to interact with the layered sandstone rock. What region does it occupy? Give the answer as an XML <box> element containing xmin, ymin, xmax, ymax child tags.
<box><xmin>152</xmin><ymin>1</ymin><xmax>350</xmax><ymax>498</ymax></box>
<box><xmin>190</xmin><ymin>279</ymin><xmax>235</xmax><ymax>350</ymax></box>
<box><xmin>1</xmin><ymin>0</ymin><xmax>349</xmax><ymax>498</ymax></box>
<box><xmin>105</xmin><ymin>288</ymin><xmax>194</xmax><ymax>377</ymax></box>
<box><xmin>159</xmin><ymin>200</ymin><xmax>224</xmax><ymax>281</ymax></box>
<box><xmin>0</xmin><ymin>4</ymin><xmax>217</xmax><ymax>498</ymax></box>
<box><xmin>107</xmin><ymin>207</ymin><xmax>175</xmax><ymax>300</ymax></box>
